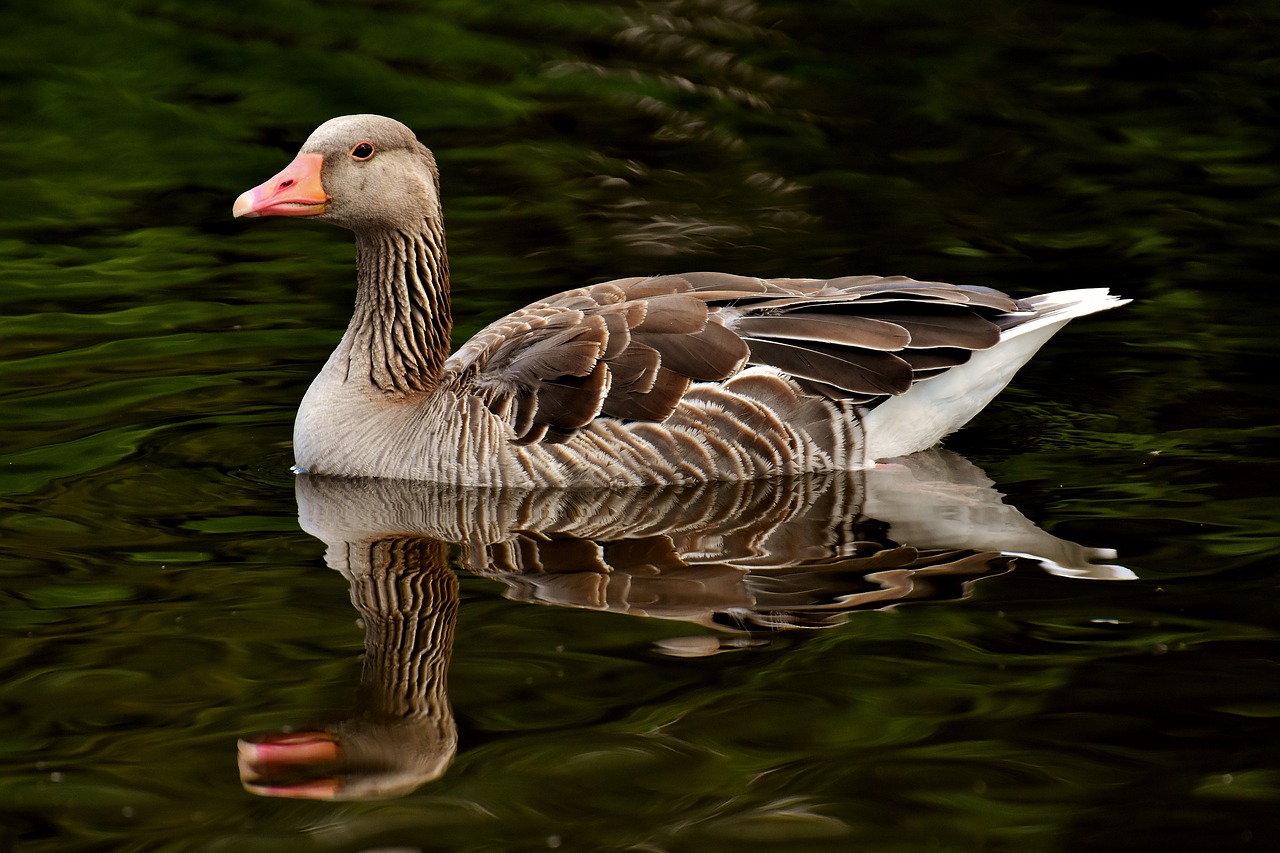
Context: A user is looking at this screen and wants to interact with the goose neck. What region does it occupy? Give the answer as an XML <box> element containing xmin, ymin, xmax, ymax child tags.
<box><xmin>349</xmin><ymin>219</ymin><xmax>452</xmax><ymax>395</ymax></box>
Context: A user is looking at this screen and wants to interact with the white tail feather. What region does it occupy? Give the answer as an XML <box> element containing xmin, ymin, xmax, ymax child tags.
<box><xmin>861</xmin><ymin>288</ymin><xmax>1128</xmax><ymax>461</ymax></box>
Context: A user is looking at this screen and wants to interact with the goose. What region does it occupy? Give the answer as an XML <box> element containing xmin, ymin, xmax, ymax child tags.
<box><xmin>234</xmin><ymin>114</ymin><xmax>1127</xmax><ymax>487</ymax></box>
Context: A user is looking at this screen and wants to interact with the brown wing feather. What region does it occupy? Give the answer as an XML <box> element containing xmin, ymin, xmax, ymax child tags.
<box><xmin>734</xmin><ymin>314</ymin><xmax>912</xmax><ymax>350</ymax></box>
<box><xmin>603</xmin><ymin>343</ymin><xmax>662</xmax><ymax>396</ymax></box>
<box><xmin>522</xmin><ymin>362</ymin><xmax>609</xmax><ymax>434</ymax></box>
<box><xmin>443</xmin><ymin>272</ymin><xmax>1025</xmax><ymax>445</ymax></box>
<box><xmin>899</xmin><ymin>347</ymin><xmax>973</xmax><ymax>371</ymax></box>
<box><xmin>635</xmin><ymin>321</ymin><xmax>748</xmax><ymax>381</ymax></box>
<box><xmin>633</xmin><ymin>294</ymin><xmax>709</xmax><ymax>334</ymax></box>
<box><xmin>743</xmin><ymin>337</ymin><xmax>915</xmax><ymax>396</ymax></box>
<box><xmin>603</xmin><ymin>366</ymin><xmax>693</xmax><ymax>422</ymax></box>
<box><xmin>444</xmin><ymin>282</ymin><xmax>746</xmax><ymax>442</ymax></box>
<box><xmin>862</xmin><ymin>308</ymin><xmax>1001</xmax><ymax>350</ymax></box>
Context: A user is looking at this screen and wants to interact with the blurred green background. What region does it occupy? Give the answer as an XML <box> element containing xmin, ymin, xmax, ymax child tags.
<box><xmin>1</xmin><ymin>1</ymin><xmax>1278</xmax><ymax>850</ymax></box>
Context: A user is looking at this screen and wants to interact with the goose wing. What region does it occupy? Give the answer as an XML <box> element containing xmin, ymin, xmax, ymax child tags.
<box><xmin>442</xmin><ymin>272</ymin><xmax>1021</xmax><ymax>444</ymax></box>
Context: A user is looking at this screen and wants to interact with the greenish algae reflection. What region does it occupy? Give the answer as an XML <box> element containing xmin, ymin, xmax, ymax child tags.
<box><xmin>0</xmin><ymin>0</ymin><xmax>1278</xmax><ymax>850</ymax></box>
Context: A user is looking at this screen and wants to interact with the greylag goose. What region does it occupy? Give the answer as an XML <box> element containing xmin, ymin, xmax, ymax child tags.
<box><xmin>234</xmin><ymin>115</ymin><xmax>1128</xmax><ymax>487</ymax></box>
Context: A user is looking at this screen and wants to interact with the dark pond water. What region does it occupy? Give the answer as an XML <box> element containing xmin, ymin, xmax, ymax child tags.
<box><xmin>3</xmin><ymin>0</ymin><xmax>1279</xmax><ymax>850</ymax></box>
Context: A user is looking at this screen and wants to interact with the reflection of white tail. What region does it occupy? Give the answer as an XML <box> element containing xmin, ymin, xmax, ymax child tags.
<box><xmin>864</xmin><ymin>450</ymin><xmax>1135</xmax><ymax>581</ymax></box>
<box><xmin>863</xmin><ymin>288</ymin><xmax>1130</xmax><ymax>461</ymax></box>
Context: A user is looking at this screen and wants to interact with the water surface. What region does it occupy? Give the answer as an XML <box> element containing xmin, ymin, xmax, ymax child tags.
<box><xmin>1</xmin><ymin>1</ymin><xmax>1278</xmax><ymax>850</ymax></box>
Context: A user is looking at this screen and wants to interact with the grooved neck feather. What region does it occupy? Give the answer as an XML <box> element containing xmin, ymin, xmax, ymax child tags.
<box><xmin>350</xmin><ymin>538</ymin><xmax>457</xmax><ymax>720</ymax></box>
<box><xmin>350</xmin><ymin>218</ymin><xmax>451</xmax><ymax>395</ymax></box>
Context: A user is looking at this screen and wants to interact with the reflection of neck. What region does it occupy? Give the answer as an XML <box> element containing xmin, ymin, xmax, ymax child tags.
<box><xmin>346</xmin><ymin>537</ymin><xmax>457</xmax><ymax>721</ymax></box>
<box><xmin>349</xmin><ymin>219</ymin><xmax>452</xmax><ymax>396</ymax></box>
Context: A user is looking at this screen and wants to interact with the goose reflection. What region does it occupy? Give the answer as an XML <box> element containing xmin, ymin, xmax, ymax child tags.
<box><xmin>239</xmin><ymin>449</ymin><xmax>1130</xmax><ymax>800</ymax></box>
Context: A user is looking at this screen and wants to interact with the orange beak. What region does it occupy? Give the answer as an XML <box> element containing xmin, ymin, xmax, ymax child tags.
<box><xmin>237</xmin><ymin>732</ymin><xmax>343</xmax><ymax>800</ymax></box>
<box><xmin>233</xmin><ymin>153</ymin><xmax>329</xmax><ymax>218</ymax></box>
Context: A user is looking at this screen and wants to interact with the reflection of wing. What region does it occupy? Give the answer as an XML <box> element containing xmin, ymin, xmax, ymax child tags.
<box><xmin>486</xmin><ymin>532</ymin><xmax>1014</xmax><ymax>630</ymax></box>
<box><xmin>441</xmin><ymin>273</ymin><xmax>1019</xmax><ymax>445</ymax></box>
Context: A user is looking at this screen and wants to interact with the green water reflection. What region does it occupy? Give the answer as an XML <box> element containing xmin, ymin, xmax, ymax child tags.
<box><xmin>1</xmin><ymin>0</ymin><xmax>1278</xmax><ymax>850</ymax></box>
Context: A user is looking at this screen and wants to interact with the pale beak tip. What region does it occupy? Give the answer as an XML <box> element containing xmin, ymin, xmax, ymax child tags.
<box><xmin>232</xmin><ymin>190</ymin><xmax>260</xmax><ymax>219</ymax></box>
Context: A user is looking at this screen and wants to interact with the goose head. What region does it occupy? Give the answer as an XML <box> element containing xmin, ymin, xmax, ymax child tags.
<box><xmin>233</xmin><ymin>114</ymin><xmax>442</xmax><ymax>232</ymax></box>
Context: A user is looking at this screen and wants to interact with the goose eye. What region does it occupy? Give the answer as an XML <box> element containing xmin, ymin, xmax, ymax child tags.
<box><xmin>350</xmin><ymin>142</ymin><xmax>376</xmax><ymax>160</ymax></box>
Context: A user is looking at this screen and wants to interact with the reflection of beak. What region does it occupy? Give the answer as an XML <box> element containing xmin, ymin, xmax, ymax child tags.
<box><xmin>237</xmin><ymin>732</ymin><xmax>342</xmax><ymax>800</ymax></box>
<box><xmin>233</xmin><ymin>153</ymin><xmax>328</xmax><ymax>218</ymax></box>
<box><xmin>241</xmin><ymin>777</ymin><xmax>341</xmax><ymax>800</ymax></box>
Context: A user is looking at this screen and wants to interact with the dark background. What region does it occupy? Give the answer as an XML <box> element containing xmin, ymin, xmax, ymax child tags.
<box><xmin>1</xmin><ymin>1</ymin><xmax>1277</xmax><ymax>850</ymax></box>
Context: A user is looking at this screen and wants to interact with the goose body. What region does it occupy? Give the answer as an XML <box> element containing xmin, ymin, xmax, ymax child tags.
<box><xmin>235</xmin><ymin>115</ymin><xmax>1127</xmax><ymax>487</ymax></box>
